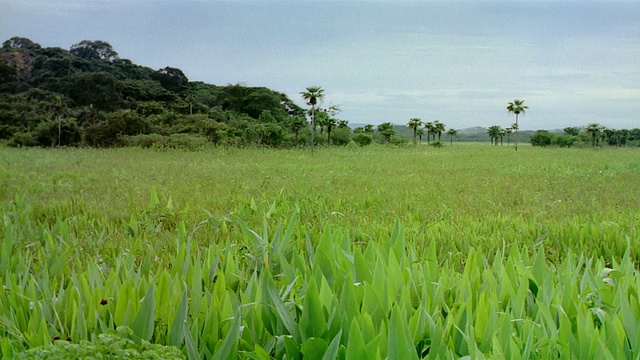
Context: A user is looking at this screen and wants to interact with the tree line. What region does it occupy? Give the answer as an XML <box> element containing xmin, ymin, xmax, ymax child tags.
<box><xmin>0</xmin><ymin>37</ymin><xmax>367</xmax><ymax>149</ymax></box>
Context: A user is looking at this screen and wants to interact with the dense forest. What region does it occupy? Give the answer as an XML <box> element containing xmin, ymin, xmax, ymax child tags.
<box><xmin>0</xmin><ymin>37</ymin><xmax>360</xmax><ymax>149</ymax></box>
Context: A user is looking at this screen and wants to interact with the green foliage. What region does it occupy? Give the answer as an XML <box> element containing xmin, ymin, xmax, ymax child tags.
<box><xmin>530</xmin><ymin>130</ymin><xmax>553</xmax><ymax>147</ymax></box>
<box><xmin>329</xmin><ymin>127</ymin><xmax>351</xmax><ymax>146</ymax></box>
<box><xmin>1</xmin><ymin>145</ymin><xmax>639</xmax><ymax>359</ymax></box>
<box><xmin>352</xmin><ymin>133</ymin><xmax>372</xmax><ymax>147</ymax></box>
<box><xmin>15</xmin><ymin>328</ymin><xmax>184</xmax><ymax>359</ymax></box>
<box><xmin>429</xmin><ymin>140</ymin><xmax>443</xmax><ymax>147</ymax></box>
<box><xmin>0</xmin><ymin>37</ymin><xmax>305</xmax><ymax>148</ymax></box>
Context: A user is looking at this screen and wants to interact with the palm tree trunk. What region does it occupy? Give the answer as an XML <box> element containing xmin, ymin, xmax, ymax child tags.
<box><xmin>514</xmin><ymin>113</ymin><xmax>519</xmax><ymax>151</ymax></box>
<box><xmin>310</xmin><ymin>107</ymin><xmax>315</xmax><ymax>155</ymax></box>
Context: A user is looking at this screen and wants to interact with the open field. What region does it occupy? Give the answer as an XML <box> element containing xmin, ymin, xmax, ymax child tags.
<box><xmin>1</xmin><ymin>145</ymin><xmax>639</xmax><ymax>358</ymax></box>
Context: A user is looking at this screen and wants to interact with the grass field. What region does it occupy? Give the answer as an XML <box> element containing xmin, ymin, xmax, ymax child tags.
<box><xmin>1</xmin><ymin>144</ymin><xmax>639</xmax><ymax>358</ymax></box>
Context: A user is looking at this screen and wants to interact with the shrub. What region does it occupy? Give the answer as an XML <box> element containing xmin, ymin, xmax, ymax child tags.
<box><xmin>553</xmin><ymin>134</ymin><xmax>577</xmax><ymax>148</ymax></box>
<box><xmin>429</xmin><ymin>140</ymin><xmax>443</xmax><ymax>148</ymax></box>
<box><xmin>330</xmin><ymin>127</ymin><xmax>351</xmax><ymax>146</ymax></box>
<box><xmin>122</xmin><ymin>133</ymin><xmax>168</xmax><ymax>148</ymax></box>
<box><xmin>16</xmin><ymin>327</ymin><xmax>184</xmax><ymax>360</ymax></box>
<box><xmin>166</xmin><ymin>133</ymin><xmax>208</xmax><ymax>150</ymax></box>
<box><xmin>530</xmin><ymin>130</ymin><xmax>553</xmax><ymax>147</ymax></box>
<box><xmin>8</xmin><ymin>131</ymin><xmax>38</xmax><ymax>147</ymax></box>
<box><xmin>352</xmin><ymin>133</ymin><xmax>373</xmax><ymax>147</ymax></box>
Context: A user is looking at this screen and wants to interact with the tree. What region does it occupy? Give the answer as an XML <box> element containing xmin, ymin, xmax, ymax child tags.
<box><xmin>434</xmin><ymin>121</ymin><xmax>445</xmax><ymax>142</ymax></box>
<box><xmin>69</xmin><ymin>40</ymin><xmax>119</xmax><ymax>62</ymax></box>
<box><xmin>424</xmin><ymin>122</ymin><xmax>434</xmax><ymax>143</ymax></box>
<box><xmin>447</xmin><ymin>128</ymin><xmax>457</xmax><ymax>145</ymax></box>
<box><xmin>299</xmin><ymin>86</ymin><xmax>325</xmax><ymax>153</ymax></box>
<box><xmin>337</xmin><ymin>120</ymin><xmax>349</xmax><ymax>129</ymax></box>
<box><xmin>377</xmin><ymin>122</ymin><xmax>395</xmax><ymax>143</ymax></box>
<box><xmin>325</xmin><ymin>117</ymin><xmax>338</xmax><ymax>144</ymax></box>
<box><xmin>585</xmin><ymin>123</ymin><xmax>603</xmax><ymax>147</ymax></box>
<box><xmin>2</xmin><ymin>37</ymin><xmax>42</xmax><ymax>51</ymax></box>
<box><xmin>506</xmin><ymin>99</ymin><xmax>528</xmax><ymax>151</ymax></box>
<box><xmin>151</xmin><ymin>67</ymin><xmax>188</xmax><ymax>92</ymax></box>
<box><xmin>287</xmin><ymin>116</ymin><xmax>307</xmax><ymax>146</ymax></box>
<box><xmin>364</xmin><ymin>124</ymin><xmax>374</xmax><ymax>134</ymax></box>
<box><xmin>417</xmin><ymin>128</ymin><xmax>424</xmax><ymax>142</ymax></box>
<box><xmin>505</xmin><ymin>127</ymin><xmax>513</xmax><ymax>145</ymax></box>
<box><xmin>324</xmin><ymin>105</ymin><xmax>340</xmax><ymax>145</ymax></box>
<box><xmin>407</xmin><ymin>118</ymin><xmax>423</xmax><ymax>144</ymax></box>
<box><xmin>563</xmin><ymin>127</ymin><xmax>580</xmax><ymax>136</ymax></box>
<box><xmin>487</xmin><ymin>126</ymin><xmax>503</xmax><ymax>146</ymax></box>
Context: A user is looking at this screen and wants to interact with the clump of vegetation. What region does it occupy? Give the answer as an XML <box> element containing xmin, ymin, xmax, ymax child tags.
<box><xmin>16</xmin><ymin>328</ymin><xmax>184</xmax><ymax>360</ymax></box>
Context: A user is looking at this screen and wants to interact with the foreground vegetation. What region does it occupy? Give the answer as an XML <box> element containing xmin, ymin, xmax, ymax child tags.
<box><xmin>1</xmin><ymin>145</ymin><xmax>639</xmax><ymax>358</ymax></box>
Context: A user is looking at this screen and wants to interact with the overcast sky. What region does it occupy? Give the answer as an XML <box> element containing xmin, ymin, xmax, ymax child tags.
<box><xmin>2</xmin><ymin>0</ymin><xmax>639</xmax><ymax>129</ymax></box>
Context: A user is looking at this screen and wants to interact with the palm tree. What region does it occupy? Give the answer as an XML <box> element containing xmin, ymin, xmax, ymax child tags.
<box><xmin>326</xmin><ymin>117</ymin><xmax>338</xmax><ymax>144</ymax></box>
<box><xmin>506</xmin><ymin>99</ymin><xmax>528</xmax><ymax>151</ymax></box>
<box><xmin>447</xmin><ymin>128</ymin><xmax>457</xmax><ymax>145</ymax></box>
<box><xmin>407</xmin><ymin>118</ymin><xmax>423</xmax><ymax>144</ymax></box>
<box><xmin>505</xmin><ymin>127</ymin><xmax>513</xmax><ymax>146</ymax></box>
<box><xmin>487</xmin><ymin>125</ymin><xmax>503</xmax><ymax>146</ymax></box>
<box><xmin>434</xmin><ymin>121</ymin><xmax>445</xmax><ymax>142</ymax></box>
<box><xmin>364</xmin><ymin>124</ymin><xmax>374</xmax><ymax>134</ymax></box>
<box><xmin>287</xmin><ymin>116</ymin><xmax>307</xmax><ymax>146</ymax></box>
<box><xmin>585</xmin><ymin>123</ymin><xmax>603</xmax><ymax>147</ymax></box>
<box><xmin>337</xmin><ymin>120</ymin><xmax>349</xmax><ymax>129</ymax></box>
<box><xmin>417</xmin><ymin>128</ymin><xmax>424</xmax><ymax>142</ymax></box>
<box><xmin>315</xmin><ymin>111</ymin><xmax>329</xmax><ymax>135</ymax></box>
<box><xmin>300</xmin><ymin>86</ymin><xmax>325</xmax><ymax>153</ymax></box>
<box><xmin>424</xmin><ymin>122</ymin><xmax>434</xmax><ymax>144</ymax></box>
<box><xmin>377</xmin><ymin>122</ymin><xmax>395</xmax><ymax>143</ymax></box>
<box><xmin>324</xmin><ymin>105</ymin><xmax>340</xmax><ymax>145</ymax></box>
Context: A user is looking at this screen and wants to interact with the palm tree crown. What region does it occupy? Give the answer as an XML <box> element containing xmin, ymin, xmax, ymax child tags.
<box><xmin>300</xmin><ymin>86</ymin><xmax>325</xmax><ymax>107</ymax></box>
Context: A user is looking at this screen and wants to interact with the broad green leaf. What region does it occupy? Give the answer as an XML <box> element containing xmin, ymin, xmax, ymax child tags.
<box><xmin>132</xmin><ymin>282</ymin><xmax>155</xmax><ymax>342</ymax></box>
<box><xmin>301</xmin><ymin>279</ymin><xmax>326</xmax><ymax>340</ymax></box>
<box><xmin>322</xmin><ymin>330</ymin><xmax>342</xmax><ymax>360</ymax></box>
<box><xmin>169</xmin><ymin>289</ymin><xmax>188</xmax><ymax>347</ymax></box>
<box><xmin>301</xmin><ymin>337</ymin><xmax>328</xmax><ymax>360</ymax></box>
<box><xmin>213</xmin><ymin>311</ymin><xmax>241</xmax><ymax>360</ymax></box>
<box><xmin>388</xmin><ymin>306</ymin><xmax>418</xmax><ymax>360</ymax></box>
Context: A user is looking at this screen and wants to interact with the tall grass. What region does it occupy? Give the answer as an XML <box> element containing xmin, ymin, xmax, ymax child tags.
<box><xmin>1</xmin><ymin>145</ymin><xmax>638</xmax><ymax>358</ymax></box>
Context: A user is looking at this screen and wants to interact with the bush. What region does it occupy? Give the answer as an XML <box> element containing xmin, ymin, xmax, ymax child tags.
<box><xmin>166</xmin><ymin>133</ymin><xmax>208</xmax><ymax>150</ymax></box>
<box><xmin>8</xmin><ymin>131</ymin><xmax>38</xmax><ymax>147</ymax></box>
<box><xmin>16</xmin><ymin>327</ymin><xmax>184</xmax><ymax>360</ymax></box>
<box><xmin>390</xmin><ymin>135</ymin><xmax>409</xmax><ymax>146</ymax></box>
<box><xmin>553</xmin><ymin>134</ymin><xmax>577</xmax><ymax>148</ymax></box>
<box><xmin>429</xmin><ymin>141</ymin><xmax>443</xmax><ymax>148</ymax></box>
<box><xmin>85</xmin><ymin>110</ymin><xmax>150</xmax><ymax>147</ymax></box>
<box><xmin>530</xmin><ymin>130</ymin><xmax>553</xmax><ymax>147</ymax></box>
<box><xmin>352</xmin><ymin>133</ymin><xmax>373</xmax><ymax>147</ymax></box>
<box><xmin>330</xmin><ymin>127</ymin><xmax>351</xmax><ymax>146</ymax></box>
<box><xmin>122</xmin><ymin>133</ymin><xmax>168</xmax><ymax>148</ymax></box>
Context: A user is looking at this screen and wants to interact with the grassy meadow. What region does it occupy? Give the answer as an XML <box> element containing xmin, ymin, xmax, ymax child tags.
<box><xmin>1</xmin><ymin>144</ymin><xmax>639</xmax><ymax>359</ymax></box>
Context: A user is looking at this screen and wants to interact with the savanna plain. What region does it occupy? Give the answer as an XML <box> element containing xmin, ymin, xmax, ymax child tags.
<box><xmin>1</xmin><ymin>144</ymin><xmax>639</xmax><ymax>359</ymax></box>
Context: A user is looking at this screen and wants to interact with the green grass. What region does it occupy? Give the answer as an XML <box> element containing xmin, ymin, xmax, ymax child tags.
<box><xmin>1</xmin><ymin>144</ymin><xmax>639</xmax><ymax>358</ymax></box>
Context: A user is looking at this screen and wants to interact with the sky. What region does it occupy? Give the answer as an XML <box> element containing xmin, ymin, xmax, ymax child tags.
<box><xmin>1</xmin><ymin>0</ymin><xmax>639</xmax><ymax>130</ymax></box>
